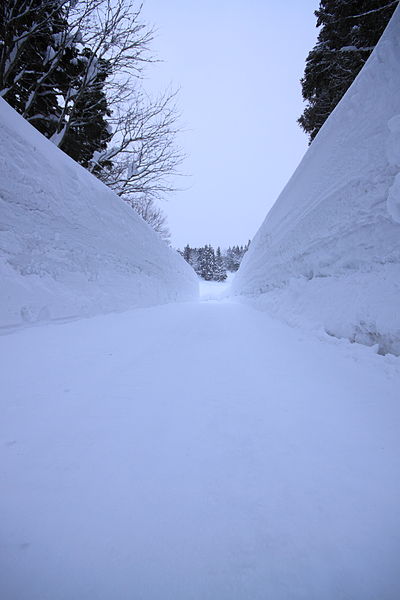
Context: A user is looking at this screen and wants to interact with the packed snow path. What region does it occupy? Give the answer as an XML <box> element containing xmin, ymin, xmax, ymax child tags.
<box><xmin>1</xmin><ymin>287</ymin><xmax>399</xmax><ymax>600</ymax></box>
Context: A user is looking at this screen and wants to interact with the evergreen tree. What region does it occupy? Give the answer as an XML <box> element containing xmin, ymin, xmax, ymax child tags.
<box><xmin>191</xmin><ymin>247</ymin><xmax>202</xmax><ymax>275</ymax></box>
<box><xmin>180</xmin><ymin>242</ymin><xmax>249</xmax><ymax>278</ymax></box>
<box><xmin>183</xmin><ymin>244</ymin><xmax>191</xmax><ymax>263</ymax></box>
<box><xmin>214</xmin><ymin>247</ymin><xmax>227</xmax><ymax>281</ymax></box>
<box><xmin>198</xmin><ymin>245</ymin><xmax>215</xmax><ymax>281</ymax></box>
<box><xmin>225</xmin><ymin>247</ymin><xmax>235</xmax><ymax>271</ymax></box>
<box><xmin>0</xmin><ymin>0</ymin><xmax>112</xmax><ymax>166</ymax></box>
<box><xmin>299</xmin><ymin>0</ymin><xmax>397</xmax><ymax>142</ymax></box>
<box><xmin>230</xmin><ymin>246</ymin><xmax>242</xmax><ymax>271</ymax></box>
<box><xmin>57</xmin><ymin>50</ymin><xmax>112</xmax><ymax>168</ymax></box>
<box><xmin>0</xmin><ymin>0</ymin><xmax>67</xmax><ymax>135</ymax></box>
<box><xmin>1</xmin><ymin>0</ymin><xmax>183</xmax><ymax>202</ymax></box>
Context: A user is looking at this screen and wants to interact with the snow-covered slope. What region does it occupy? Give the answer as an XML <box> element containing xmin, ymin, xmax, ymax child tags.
<box><xmin>0</xmin><ymin>99</ymin><xmax>198</xmax><ymax>327</ymax></box>
<box><xmin>233</xmin><ymin>8</ymin><xmax>400</xmax><ymax>355</ymax></box>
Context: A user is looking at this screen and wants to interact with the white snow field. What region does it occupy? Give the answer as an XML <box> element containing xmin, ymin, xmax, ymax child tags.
<box><xmin>0</xmin><ymin>98</ymin><xmax>198</xmax><ymax>329</ymax></box>
<box><xmin>1</xmin><ymin>285</ymin><xmax>399</xmax><ymax>600</ymax></box>
<box><xmin>232</xmin><ymin>7</ymin><xmax>400</xmax><ymax>356</ymax></box>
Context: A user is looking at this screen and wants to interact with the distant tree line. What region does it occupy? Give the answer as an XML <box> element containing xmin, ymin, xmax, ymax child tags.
<box><xmin>0</xmin><ymin>0</ymin><xmax>181</xmax><ymax>240</ymax></box>
<box><xmin>299</xmin><ymin>0</ymin><xmax>398</xmax><ymax>142</ymax></box>
<box><xmin>180</xmin><ymin>243</ymin><xmax>250</xmax><ymax>281</ymax></box>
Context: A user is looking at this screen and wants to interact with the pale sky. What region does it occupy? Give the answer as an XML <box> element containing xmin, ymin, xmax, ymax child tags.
<box><xmin>141</xmin><ymin>1</ymin><xmax>320</xmax><ymax>248</ymax></box>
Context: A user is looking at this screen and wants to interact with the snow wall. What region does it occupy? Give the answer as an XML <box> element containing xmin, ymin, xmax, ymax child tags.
<box><xmin>232</xmin><ymin>7</ymin><xmax>400</xmax><ymax>356</ymax></box>
<box><xmin>0</xmin><ymin>99</ymin><xmax>198</xmax><ymax>328</ymax></box>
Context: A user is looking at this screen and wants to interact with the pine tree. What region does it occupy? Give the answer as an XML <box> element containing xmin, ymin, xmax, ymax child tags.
<box><xmin>0</xmin><ymin>0</ymin><xmax>67</xmax><ymax>135</ymax></box>
<box><xmin>181</xmin><ymin>242</ymin><xmax>249</xmax><ymax>276</ymax></box>
<box><xmin>198</xmin><ymin>245</ymin><xmax>216</xmax><ymax>281</ymax></box>
<box><xmin>1</xmin><ymin>0</ymin><xmax>184</xmax><ymax>202</ymax></box>
<box><xmin>299</xmin><ymin>0</ymin><xmax>397</xmax><ymax>142</ymax></box>
<box><xmin>183</xmin><ymin>245</ymin><xmax>192</xmax><ymax>263</ymax></box>
<box><xmin>193</xmin><ymin>247</ymin><xmax>202</xmax><ymax>275</ymax></box>
<box><xmin>231</xmin><ymin>246</ymin><xmax>242</xmax><ymax>271</ymax></box>
<box><xmin>214</xmin><ymin>247</ymin><xmax>227</xmax><ymax>281</ymax></box>
<box><xmin>0</xmin><ymin>0</ymin><xmax>112</xmax><ymax>167</ymax></box>
<box><xmin>57</xmin><ymin>50</ymin><xmax>112</xmax><ymax>168</ymax></box>
<box><xmin>225</xmin><ymin>247</ymin><xmax>234</xmax><ymax>271</ymax></box>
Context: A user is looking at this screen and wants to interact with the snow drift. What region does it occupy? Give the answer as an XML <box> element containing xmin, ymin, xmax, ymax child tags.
<box><xmin>0</xmin><ymin>99</ymin><xmax>198</xmax><ymax>327</ymax></box>
<box><xmin>232</xmin><ymin>7</ymin><xmax>400</xmax><ymax>355</ymax></box>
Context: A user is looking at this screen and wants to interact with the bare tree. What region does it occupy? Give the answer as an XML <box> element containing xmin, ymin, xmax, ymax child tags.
<box><xmin>49</xmin><ymin>0</ymin><xmax>155</xmax><ymax>149</ymax></box>
<box><xmin>128</xmin><ymin>194</ymin><xmax>171</xmax><ymax>243</ymax></box>
<box><xmin>89</xmin><ymin>87</ymin><xmax>185</xmax><ymax>200</ymax></box>
<box><xmin>2</xmin><ymin>1</ymin><xmax>104</xmax><ymax>128</ymax></box>
<box><xmin>0</xmin><ymin>0</ymin><xmax>153</xmax><ymax>147</ymax></box>
<box><xmin>1</xmin><ymin>0</ymin><xmax>184</xmax><ymax>202</ymax></box>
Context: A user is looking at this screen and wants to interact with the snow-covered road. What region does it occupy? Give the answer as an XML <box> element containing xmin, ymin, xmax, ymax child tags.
<box><xmin>1</xmin><ymin>288</ymin><xmax>399</xmax><ymax>600</ymax></box>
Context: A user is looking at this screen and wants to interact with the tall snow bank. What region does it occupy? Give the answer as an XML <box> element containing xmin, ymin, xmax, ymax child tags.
<box><xmin>232</xmin><ymin>8</ymin><xmax>400</xmax><ymax>355</ymax></box>
<box><xmin>0</xmin><ymin>99</ymin><xmax>198</xmax><ymax>328</ymax></box>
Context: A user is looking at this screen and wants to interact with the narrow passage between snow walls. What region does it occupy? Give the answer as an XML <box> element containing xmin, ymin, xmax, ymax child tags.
<box><xmin>1</xmin><ymin>5</ymin><xmax>400</xmax><ymax>600</ymax></box>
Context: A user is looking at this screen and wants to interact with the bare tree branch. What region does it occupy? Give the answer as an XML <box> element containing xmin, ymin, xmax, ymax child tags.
<box><xmin>128</xmin><ymin>194</ymin><xmax>171</xmax><ymax>243</ymax></box>
<box><xmin>1</xmin><ymin>0</ymin><xmax>185</xmax><ymax>203</ymax></box>
<box><xmin>89</xmin><ymin>87</ymin><xmax>185</xmax><ymax>200</ymax></box>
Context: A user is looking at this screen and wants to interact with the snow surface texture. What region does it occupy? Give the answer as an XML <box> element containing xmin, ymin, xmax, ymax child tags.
<box><xmin>0</xmin><ymin>98</ymin><xmax>198</xmax><ymax>327</ymax></box>
<box><xmin>1</xmin><ymin>295</ymin><xmax>399</xmax><ymax>600</ymax></box>
<box><xmin>232</xmin><ymin>8</ymin><xmax>400</xmax><ymax>355</ymax></box>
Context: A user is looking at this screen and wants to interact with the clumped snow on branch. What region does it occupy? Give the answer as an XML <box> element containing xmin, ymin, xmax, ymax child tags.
<box><xmin>233</xmin><ymin>7</ymin><xmax>400</xmax><ymax>356</ymax></box>
<box><xmin>0</xmin><ymin>98</ymin><xmax>198</xmax><ymax>328</ymax></box>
